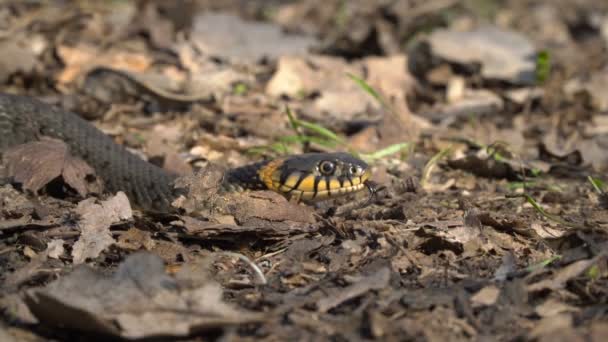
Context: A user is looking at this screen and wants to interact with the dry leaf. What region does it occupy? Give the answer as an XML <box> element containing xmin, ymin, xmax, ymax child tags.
<box><xmin>3</xmin><ymin>138</ymin><xmax>102</xmax><ymax>197</ymax></box>
<box><xmin>71</xmin><ymin>192</ymin><xmax>132</xmax><ymax>264</ymax></box>
<box><xmin>316</xmin><ymin>267</ymin><xmax>390</xmax><ymax>313</ymax></box>
<box><xmin>470</xmin><ymin>285</ymin><xmax>500</xmax><ymax>308</ymax></box>
<box><xmin>24</xmin><ymin>252</ymin><xmax>262</xmax><ymax>339</ymax></box>
<box><xmin>46</xmin><ymin>239</ymin><xmax>65</xmax><ymax>259</ymax></box>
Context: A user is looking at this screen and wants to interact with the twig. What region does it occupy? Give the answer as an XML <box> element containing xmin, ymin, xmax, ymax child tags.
<box><xmin>218</xmin><ymin>252</ymin><xmax>267</xmax><ymax>285</ymax></box>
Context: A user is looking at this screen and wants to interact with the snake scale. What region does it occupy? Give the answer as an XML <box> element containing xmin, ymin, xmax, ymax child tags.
<box><xmin>0</xmin><ymin>93</ymin><xmax>371</xmax><ymax>212</ymax></box>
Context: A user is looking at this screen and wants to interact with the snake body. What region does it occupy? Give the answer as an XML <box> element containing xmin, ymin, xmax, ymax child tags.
<box><xmin>0</xmin><ymin>93</ymin><xmax>370</xmax><ymax>212</ymax></box>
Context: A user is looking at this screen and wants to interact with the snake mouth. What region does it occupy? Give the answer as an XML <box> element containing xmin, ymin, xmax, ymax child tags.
<box><xmin>291</xmin><ymin>176</ymin><xmax>369</xmax><ymax>202</ymax></box>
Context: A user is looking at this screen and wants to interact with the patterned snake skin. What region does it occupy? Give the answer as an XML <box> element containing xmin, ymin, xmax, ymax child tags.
<box><xmin>0</xmin><ymin>93</ymin><xmax>176</xmax><ymax>212</ymax></box>
<box><xmin>0</xmin><ymin>93</ymin><xmax>373</xmax><ymax>213</ymax></box>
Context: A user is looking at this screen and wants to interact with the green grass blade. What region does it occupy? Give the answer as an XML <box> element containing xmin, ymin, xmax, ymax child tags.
<box><xmin>294</xmin><ymin>119</ymin><xmax>344</xmax><ymax>144</ymax></box>
<box><xmin>420</xmin><ymin>146</ymin><xmax>452</xmax><ymax>187</ymax></box>
<box><xmin>522</xmin><ymin>193</ymin><xmax>584</xmax><ymax>229</ymax></box>
<box><xmin>346</xmin><ymin>72</ymin><xmax>386</xmax><ymax>107</ymax></box>
<box><xmin>588</xmin><ymin>176</ymin><xmax>605</xmax><ymax>194</ymax></box>
<box><xmin>526</xmin><ymin>255</ymin><xmax>561</xmax><ymax>272</ymax></box>
<box><xmin>360</xmin><ymin>142</ymin><xmax>411</xmax><ymax>161</ymax></box>
<box><xmin>536</xmin><ymin>50</ymin><xmax>551</xmax><ymax>84</ymax></box>
<box><xmin>284</xmin><ymin>105</ymin><xmax>301</xmax><ymax>133</ymax></box>
<box><xmin>277</xmin><ymin>134</ymin><xmax>339</xmax><ymax>147</ymax></box>
<box><xmin>246</xmin><ymin>142</ymin><xmax>291</xmax><ymax>156</ymax></box>
<box><xmin>507</xmin><ymin>181</ymin><xmax>537</xmax><ymax>191</ymax></box>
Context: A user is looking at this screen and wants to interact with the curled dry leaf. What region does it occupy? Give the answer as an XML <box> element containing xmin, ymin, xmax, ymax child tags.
<box><xmin>3</xmin><ymin>138</ymin><xmax>102</xmax><ymax>197</ymax></box>
<box><xmin>71</xmin><ymin>192</ymin><xmax>133</xmax><ymax>264</ymax></box>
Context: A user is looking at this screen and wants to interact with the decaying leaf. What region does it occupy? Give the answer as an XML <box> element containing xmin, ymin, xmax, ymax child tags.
<box><xmin>527</xmin><ymin>255</ymin><xmax>603</xmax><ymax>292</ymax></box>
<box><xmin>24</xmin><ymin>252</ymin><xmax>263</xmax><ymax>339</ymax></box>
<box><xmin>189</xmin><ymin>13</ymin><xmax>317</xmax><ymax>63</ymax></box>
<box><xmin>116</xmin><ymin>228</ymin><xmax>155</xmax><ymax>251</ymax></box>
<box><xmin>316</xmin><ymin>267</ymin><xmax>390</xmax><ymax>313</ymax></box>
<box><xmin>529</xmin><ymin>313</ymin><xmax>574</xmax><ymax>340</ymax></box>
<box><xmin>71</xmin><ymin>192</ymin><xmax>132</xmax><ymax>264</ymax></box>
<box><xmin>534</xmin><ymin>298</ymin><xmax>579</xmax><ymax>318</ymax></box>
<box><xmin>3</xmin><ymin>138</ymin><xmax>102</xmax><ymax>197</ymax></box>
<box><xmin>56</xmin><ymin>43</ymin><xmax>151</xmax><ymax>85</ymax></box>
<box><xmin>426</xmin><ymin>26</ymin><xmax>536</xmax><ymax>85</ymax></box>
<box><xmin>470</xmin><ymin>285</ymin><xmax>500</xmax><ymax>308</ymax></box>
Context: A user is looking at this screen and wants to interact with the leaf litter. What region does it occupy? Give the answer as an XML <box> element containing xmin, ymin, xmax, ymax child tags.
<box><xmin>1</xmin><ymin>1</ymin><xmax>608</xmax><ymax>341</ymax></box>
<box><xmin>23</xmin><ymin>252</ymin><xmax>262</xmax><ymax>339</ymax></box>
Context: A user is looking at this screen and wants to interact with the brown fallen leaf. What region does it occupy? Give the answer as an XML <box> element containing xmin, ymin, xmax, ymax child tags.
<box><xmin>3</xmin><ymin>250</ymin><xmax>49</xmax><ymax>291</ymax></box>
<box><xmin>173</xmin><ymin>215</ymin><xmax>318</xmax><ymax>241</ymax></box>
<box><xmin>527</xmin><ymin>255</ymin><xmax>604</xmax><ymax>292</ymax></box>
<box><xmin>190</xmin><ymin>13</ymin><xmax>316</xmax><ymax>63</ymax></box>
<box><xmin>470</xmin><ymin>285</ymin><xmax>500</xmax><ymax>308</ymax></box>
<box><xmin>590</xmin><ymin>321</ymin><xmax>608</xmax><ymax>341</ymax></box>
<box><xmin>266</xmin><ymin>54</ymin><xmax>419</xmax><ymax>142</ymax></box>
<box><xmin>227</xmin><ymin>191</ymin><xmax>316</xmax><ymax>225</ymax></box>
<box><xmin>132</xmin><ymin>1</ymin><xmax>189</xmax><ymax>50</ymax></box>
<box><xmin>3</xmin><ymin>138</ymin><xmax>102</xmax><ymax>197</ymax></box>
<box><xmin>316</xmin><ymin>267</ymin><xmax>391</xmax><ymax>313</ymax></box>
<box><xmin>362</xmin><ymin>55</ymin><xmax>421</xmax><ymax>149</ymax></box>
<box><xmin>529</xmin><ymin>313</ymin><xmax>574</xmax><ymax>340</ymax></box>
<box><xmin>413</xmin><ymin>220</ymin><xmax>468</xmax><ymax>255</ymax></box>
<box><xmin>116</xmin><ymin>228</ymin><xmax>155</xmax><ymax>251</ymax></box>
<box><xmin>535</xmin><ymin>298</ymin><xmax>579</xmax><ymax>318</ymax></box>
<box><xmin>426</xmin><ymin>26</ymin><xmax>536</xmax><ymax>85</ymax></box>
<box><xmin>143</xmin><ymin>123</ymin><xmax>192</xmax><ymax>176</ymax></box>
<box><xmin>71</xmin><ymin>192</ymin><xmax>133</xmax><ymax>264</ymax></box>
<box><xmin>56</xmin><ymin>43</ymin><xmax>151</xmax><ymax>85</ymax></box>
<box><xmin>420</xmin><ymin>88</ymin><xmax>503</xmax><ymax>124</ymax></box>
<box><xmin>563</xmin><ymin>68</ymin><xmax>608</xmax><ymax>112</ymax></box>
<box><xmin>24</xmin><ymin>252</ymin><xmax>262</xmax><ymax>339</ymax></box>
<box><xmin>529</xmin><ymin>223</ymin><xmax>566</xmax><ymax>239</ymax></box>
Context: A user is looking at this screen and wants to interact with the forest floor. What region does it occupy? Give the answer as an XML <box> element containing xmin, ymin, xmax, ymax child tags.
<box><xmin>1</xmin><ymin>1</ymin><xmax>608</xmax><ymax>341</ymax></box>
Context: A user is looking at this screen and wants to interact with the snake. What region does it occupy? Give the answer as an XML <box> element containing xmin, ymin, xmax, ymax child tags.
<box><xmin>0</xmin><ymin>93</ymin><xmax>372</xmax><ymax>212</ymax></box>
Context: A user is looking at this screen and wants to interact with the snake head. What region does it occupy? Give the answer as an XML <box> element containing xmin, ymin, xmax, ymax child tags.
<box><xmin>258</xmin><ymin>152</ymin><xmax>372</xmax><ymax>202</ymax></box>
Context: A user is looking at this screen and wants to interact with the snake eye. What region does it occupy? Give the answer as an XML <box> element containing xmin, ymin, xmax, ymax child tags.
<box><xmin>319</xmin><ymin>161</ymin><xmax>336</xmax><ymax>175</ymax></box>
<box><xmin>349</xmin><ymin>165</ymin><xmax>358</xmax><ymax>175</ymax></box>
